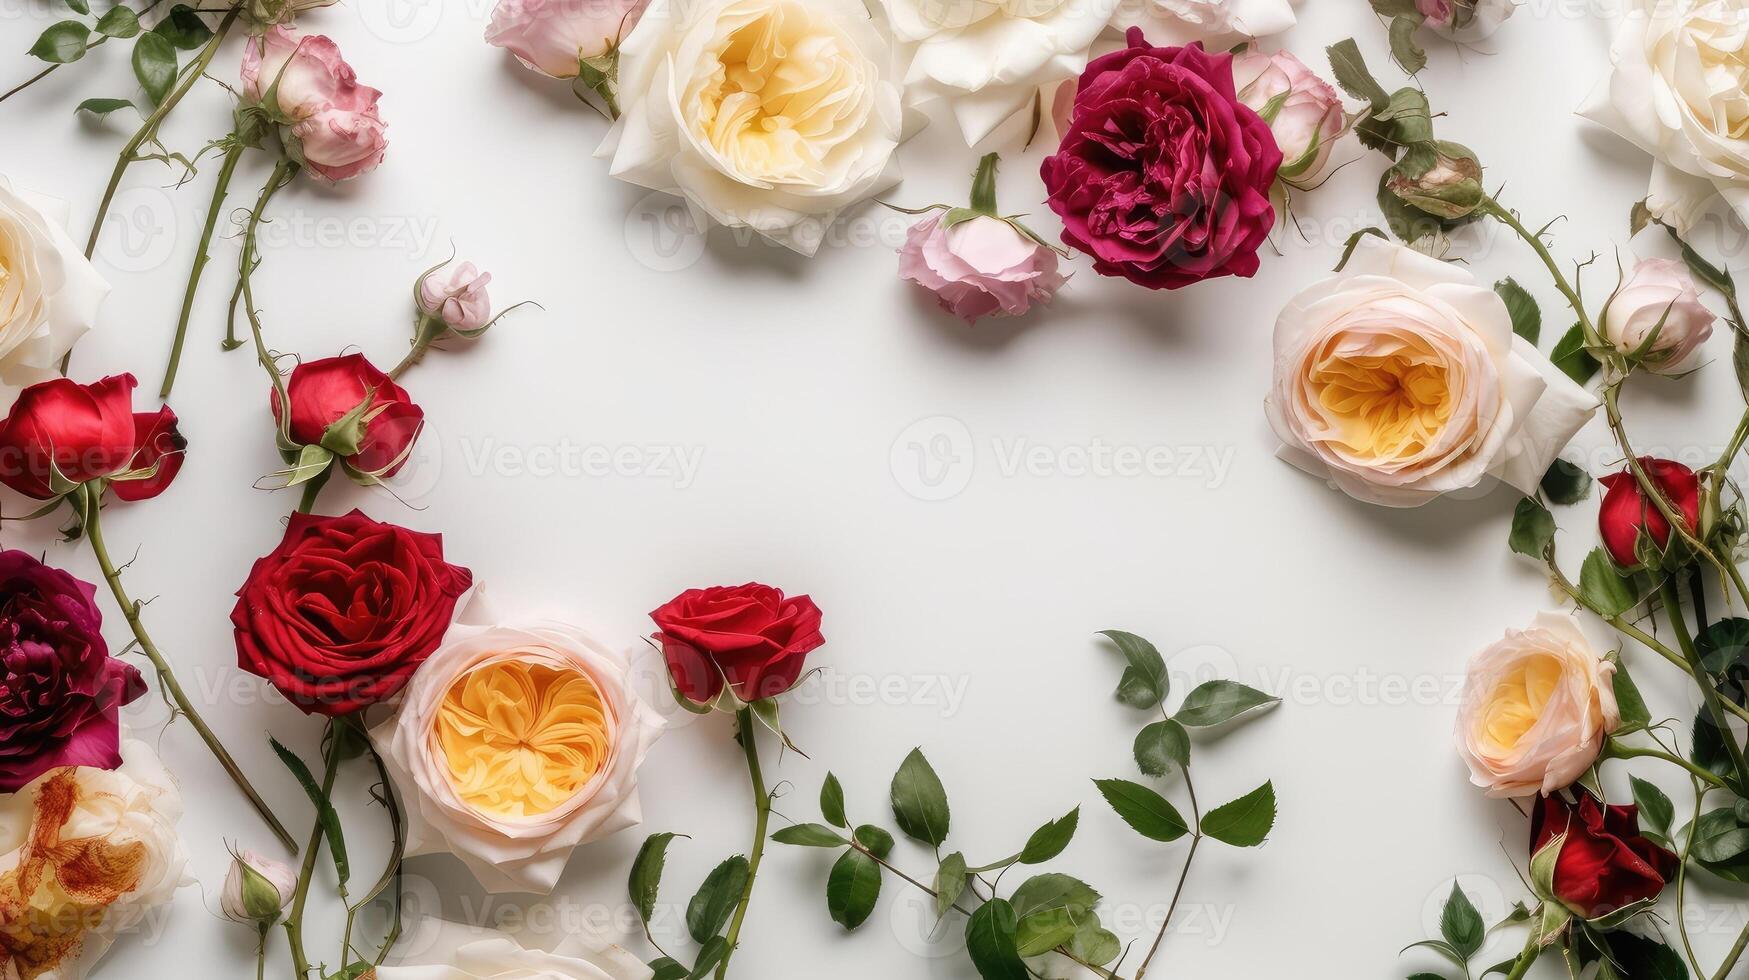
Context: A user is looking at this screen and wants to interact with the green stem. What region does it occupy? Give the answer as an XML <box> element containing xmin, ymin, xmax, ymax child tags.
<box><xmin>1503</xmin><ymin>929</ymin><xmax>1541</xmax><ymax>980</ymax></box>
<box><xmin>1483</xmin><ymin>197</ymin><xmax>1590</xmax><ymax>335</ymax></box>
<box><xmin>1713</xmin><ymin>922</ymin><xmax>1749</xmax><ymax>980</ymax></box>
<box><xmin>82</xmin><ymin>485</ymin><xmax>294</xmax><ymax>850</ymax></box>
<box><xmin>239</xmin><ymin>159</ymin><xmax>298</xmax><ymax>406</ymax></box>
<box><xmin>162</xmin><ymin>136</ymin><xmax>245</xmax><ymax>398</ymax></box>
<box><xmin>715</xmin><ymin>708</ymin><xmax>772</xmax><ymax>980</ymax></box>
<box><xmin>969</xmin><ymin>153</ymin><xmax>1000</xmax><ymax>216</ymax></box>
<box><xmin>255</xmin><ymin>925</ymin><xmax>269</xmax><ymax>980</ymax></box>
<box><xmin>296</xmin><ymin>466</ymin><xmax>330</xmax><ymax>515</ymax></box>
<box><xmin>1133</xmin><ymin>771</ymin><xmax>1202</xmax><ymax>980</ymax></box>
<box><xmin>1678</xmin><ymin>782</ymin><xmax>1708</xmax><ymax>979</ymax></box>
<box><xmin>284</xmin><ymin>721</ymin><xmax>342</xmax><ymax>980</ymax></box>
<box><xmin>1659</xmin><ymin>579</ymin><xmax>1749</xmax><ymax>789</ymax></box>
<box><xmin>1605</xmin><ymin>743</ymin><xmax>1728</xmax><ymax>788</ymax></box>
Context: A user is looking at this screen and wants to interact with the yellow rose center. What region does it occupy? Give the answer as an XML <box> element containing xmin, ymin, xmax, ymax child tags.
<box><xmin>435</xmin><ymin>659</ymin><xmax>611</xmax><ymax>819</ymax></box>
<box><xmin>1308</xmin><ymin>333</ymin><xmax>1455</xmax><ymax>460</ymax></box>
<box><xmin>1480</xmin><ymin>653</ymin><xmax>1561</xmax><ymax>751</ymax></box>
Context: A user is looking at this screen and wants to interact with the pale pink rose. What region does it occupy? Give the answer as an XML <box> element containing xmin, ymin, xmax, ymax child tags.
<box><xmin>241</xmin><ymin>26</ymin><xmax>387</xmax><ymax>182</ymax></box>
<box><xmin>1601</xmin><ymin>257</ymin><xmax>1715</xmax><ymax>373</ymax></box>
<box><xmin>418</xmin><ymin>261</ymin><xmax>494</xmax><ymax>332</ymax></box>
<box><xmin>1232</xmin><ymin>47</ymin><xmax>1345</xmax><ymax>185</ymax></box>
<box><xmin>486</xmin><ymin>0</ymin><xmax>648</xmax><ymax>78</ymax></box>
<box><xmin>900</xmin><ymin>215</ymin><xmax>1065</xmax><ymax>325</ymax></box>
<box><xmin>1418</xmin><ymin>0</ymin><xmax>1514</xmax><ymax>41</ymax></box>
<box><xmin>1416</xmin><ymin>0</ymin><xmax>1454</xmax><ymax>22</ymax></box>
<box><xmin>1456</xmin><ymin>612</ymin><xmax>1620</xmax><ymax>799</ymax></box>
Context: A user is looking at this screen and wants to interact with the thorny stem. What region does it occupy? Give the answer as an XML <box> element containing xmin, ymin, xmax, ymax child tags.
<box><xmin>1503</xmin><ymin>928</ymin><xmax>1541</xmax><ymax>980</ymax></box>
<box><xmin>1483</xmin><ymin>197</ymin><xmax>1591</xmax><ymax>335</ymax></box>
<box><xmin>1134</xmin><ymin>770</ymin><xmax>1202</xmax><ymax>980</ymax></box>
<box><xmin>285</xmin><ymin>721</ymin><xmax>343</xmax><ymax>980</ymax></box>
<box><xmin>715</xmin><ymin>708</ymin><xmax>772</xmax><ymax>980</ymax></box>
<box><xmin>239</xmin><ymin>158</ymin><xmax>298</xmax><ymax>406</ymax></box>
<box><xmin>1606</xmin><ymin>744</ymin><xmax>1728</xmax><ymax>789</ymax></box>
<box><xmin>1659</xmin><ymin>578</ymin><xmax>1749</xmax><ymax>789</ymax></box>
<box><xmin>162</xmin><ymin>136</ymin><xmax>245</xmax><ymax>398</ymax></box>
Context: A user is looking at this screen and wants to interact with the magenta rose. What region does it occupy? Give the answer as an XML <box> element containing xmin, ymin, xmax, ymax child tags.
<box><xmin>0</xmin><ymin>550</ymin><xmax>145</xmax><ymax>791</ymax></box>
<box><xmin>1041</xmin><ymin>31</ymin><xmax>1281</xmax><ymax>290</ymax></box>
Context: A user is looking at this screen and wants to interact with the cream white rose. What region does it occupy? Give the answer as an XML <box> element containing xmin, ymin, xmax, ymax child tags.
<box><xmin>381</xmin><ymin>920</ymin><xmax>650</xmax><ymax>979</ymax></box>
<box><xmin>1456</xmin><ymin>612</ymin><xmax>1620</xmax><ymax>799</ymax></box>
<box><xmin>1107</xmin><ymin>0</ymin><xmax>1294</xmax><ymax>49</ymax></box>
<box><xmin>1416</xmin><ymin>0</ymin><xmax>1515</xmax><ymax>43</ymax></box>
<box><xmin>1267</xmin><ymin>238</ymin><xmax>1600</xmax><ymax>507</ymax></box>
<box><xmin>0</xmin><ymin>175</ymin><xmax>108</xmax><ymax>403</ymax></box>
<box><xmin>890</xmin><ymin>0</ymin><xmax>1120</xmax><ymax>146</ymax></box>
<box><xmin>600</xmin><ymin>0</ymin><xmax>906</xmax><ymax>255</ymax></box>
<box><xmin>1582</xmin><ymin>0</ymin><xmax>1749</xmax><ymax>234</ymax></box>
<box><xmin>1602</xmin><ymin>257</ymin><xmax>1716</xmax><ymax>372</ymax></box>
<box><xmin>0</xmin><ymin>738</ymin><xmax>188</xmax><ymax>980</ymax></box>
<box><xmin>371</xmin><ymin>607</ymin><xmax>663</xmax><ymax>894</ymax></box>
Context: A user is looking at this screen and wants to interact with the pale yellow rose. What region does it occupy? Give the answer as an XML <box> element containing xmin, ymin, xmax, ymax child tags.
<box><xmin>0</xmin><ymin>175</ymin><xmax>108</xmax><ymax>404</ymax></box>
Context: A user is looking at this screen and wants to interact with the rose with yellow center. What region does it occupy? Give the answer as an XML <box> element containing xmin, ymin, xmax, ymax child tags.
<box><xmin>601</xmin><ymin>0</ymin><xmax>905</xmax><ymax>255</ymax></box>
<box><xmin>1268</xmin><ymin>238</ymin><xmax>1599</xmax><ymax>507</ymax></box>
<box><xmin>372</xmin><ymin>616</ymin><xmax>663</xmax><ymax>894</ymax></box>
<box><xmin>0</xmin><ymin>175</ymin><xmax>109</xmax><ymax>404</ymax></box>
<box><xmin>1457</xmin><ymin>612</ymin><xmax>1620</xmax><ymax>798</ymax></box>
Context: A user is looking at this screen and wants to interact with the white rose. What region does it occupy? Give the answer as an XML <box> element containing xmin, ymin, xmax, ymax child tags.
<box><xmin>381</xmin><ymin>920</ymin><xmax>651</xmax><ymax>979</ymax></box>
<box><xmin>371</xmin><ymin>601</ymin><xmax>663</xmax><ymax>894</ymax></box>
<box><xmin>1107</xmin><ymin>0</ymin><xmax>1294</xmax><ymax>49</ymax></box>
<box><xmin>600</xmin><ymin>0</ymin><xmax>906</xmax><ymax>255</ymax></box>
<box><xmin>1582</xmin><ymin>0</ymin><xmax>1749</xmax><ymax>235</ymax></box>
<box><xmin>0</xmin><ymin>175</ymin><xmax>108</xmax><ymax>402</ymax></box>
<box><xmin>1601</xmin><ymin>257</ymin><xmax>1716</xmax><ymax>373</ymax></box>
<box><xmin>889</xmin><ymin>0</ymin><xmax>1120</xmax><ymax>146</ymax></box>
<box><xmin>1416</xmin><ymin>0</ymin><xmax>1515</xmax><ymax>43</ymax></box>
<box><xmin>1456</xmin><ymin>611</ymin><xmax>1619</xmax><ymax>799</ymax></box>
<box><xmin>0</xmin><ymin>738</ymin><xmax>188</xmax><ymax>980</ymax></box>
<box><xmin>1267</xmin><ymin>238</ymin><xmax>1600</xmax><ymax>507</ymax></box>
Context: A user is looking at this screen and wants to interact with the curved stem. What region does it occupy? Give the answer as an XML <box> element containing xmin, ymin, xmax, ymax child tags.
<box><xmin>1503</xmin><ymin>929</ymin><xmax>1541</xmax><ymax>980</ymax></box>
<box><xmin>1606</xmin><ymin>744</ymin><xmax>1727</xmax><ymax>789</ymax></box>
<box><xmin>239</xmin><ymin>159</ymin><xmax>298</xmax><ymax>405</ymax></box>
<box><xmin>1</xmin><ymin>62</ymin><xmax>64</xmax><ymax>105</ymax></box>
<box><xmin>82</xmin><ymin>484</ymin><xmax>295</xmax><ymax>849</ymax></box>
<box><xmin>296</xmin><ymin>466</ymin><xmax>330</xmax><ymax>515</ymax></box>
<box><xmin>1483</xmin><ymin>198</ymin><xmax>1590</xmax><ymax>335</ymax></box>
<box><xmin>1659</xmin><ymin>579</ymin><xmax>1749</xmax><ymax>789</ymax></box>
<box><xmin>1713</xmin><ymin>922</ymin><xmax>1749</xmax><ymax>980</ymax></box>
<box><xmin>1134</xmin><ymin>771</ymin><xmax>1202</xmax><ymax>980</ymax></box>
<box><xmin>162</xmin><ymin>137</ymin><xmax>245</xmax><ymax>398</ymax></box>
<box><xmin>284</xmin><ymin>721</ymin><xmax>342</xmax><ymax>980</ymax></box>
<box><xmin>715</xmin><ymin>708</ymin><xmax>771</xmax><ymax>980</ymax></box>
<box><xmin>848</xmin><ymin>842</ymin><xmax>975</xmax><ymax>917</ymax></box>
<box><xmin>1678</xmin><ymin>781</ymin><xmax>1708</xmax><ymax>979</ymax></box>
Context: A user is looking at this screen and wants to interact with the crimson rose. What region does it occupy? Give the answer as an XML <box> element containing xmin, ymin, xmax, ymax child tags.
<box><xmin>0</xmin><ymin>374</ymin><xmax>185</xmax><ymax>502</ymax></box>
<box><xmin>232</xmin><ymin>510</ymin><xmax>472</xmax><ymax>715</ymax></box>
<box><xmin>0</xmin><ymin>550</ymin><xmax>145</xmax><ymax>790</ymax></box>
<box><xmin>651</xmin><ymin>583</ymin><xmax>824</xmax><ymax>703</ymax></box>
<box><xmin>273</xmin><ymin>354</ymin><xmax>423</xmax><ymax>478</ymax></box>
<box><xmin>1532</xmin><ymin>792</ymin><xmax>1677</xmax><ymax>918</ymax></box>
<box><xmin>1041</xmin><ymin>32</ymin><xmax>1281</xmax><ymax>290</ymax></box>
<box><xmin>1598</xmin><ymin>458</ymin><xmax>1700</xmax><ymax>568</ymax></box>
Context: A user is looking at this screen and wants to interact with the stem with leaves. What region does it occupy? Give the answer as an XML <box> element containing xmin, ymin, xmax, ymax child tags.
<box><xmin>1133</xmin><ymin>772</ymin><xmax>1201</xmax><ymax>980</ymax></box>
<box><xmin>284</xmin><ymin>721</ymin><xmax>342</xmax><ymax>980</ymax></box>
<box><xmin>715</xmin><ymin>708</ymin><xmax>771</xmax><ymax>980</ymax></box>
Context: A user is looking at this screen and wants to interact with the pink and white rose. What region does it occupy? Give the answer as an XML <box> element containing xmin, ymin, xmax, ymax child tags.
<box><xmin>241</xmin><ymin>26</ymin><xmax>387</xmax><ymax>182</ymax></box>
<box><xmin>418</xmin><ymin>260</ymin><xmax>495</xmax><ymax>333</ymax></box>
<box><xmin>486</xmin><ymin>0</ymin><xmax>647</xmax><ymax>78</ymax></box>
<box><xmin>1232</xmin><ymin>47</ymin><xmax>1346</xmax><ymax>187</ymax></box>
<box><xmin>900</xmin><ymin>214</ymin><xmax>1065</xmax><ymax>324</ymax></box>
<box><xmin>1417</xmin><ymin>0</ymin><xmax>1515</xmax><ymax>42</ymax></box>
<box><xmin>1602</xmin><ymin>257</ymin><xmax>1715</xmax><ymax>373</ymax></box>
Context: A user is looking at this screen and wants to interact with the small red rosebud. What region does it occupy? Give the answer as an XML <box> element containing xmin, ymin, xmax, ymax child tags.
<box><xmin>271</xmin><ymin>354</ymin><xmax>423</xmax><ymax>478</ymax></box>
<box><xmin>650</xmin><ymin>583</ymin><xmax>824</xmax><ymax>705</ymax></box>
<box><xmin>1598</xmin><ymin>457</ymin><xmax>1700</xmax><ymax>568</ymax></box>
<box><xmin>1531</xmin><ymin>791</ymin><xmax>1677</xmax><ymax>919</ymax></box>
<box><xmin>0</xmin><ymin>374</ymin><xmax>185</xmax><ymax>501</ymax></box>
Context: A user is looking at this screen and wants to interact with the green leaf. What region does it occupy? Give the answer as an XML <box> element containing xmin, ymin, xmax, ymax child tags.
<box><xmin>1551</xmin><ymin>324</ymin><xmax>1601</xmax><ymax>385</ymax></box>
<box><xmin>1374</xmin><ymin>88</ymin><xmax>1434</xmax><ymax>145</ymax></box>
<box><xmin>1389</xmin><ymin>15</ymin><xmax>1427</xmax><ymax>75</ymax></box>
<box><xmin>686</xmin><ymin>856</ymin><xmax>751</xmax><ymax>944</ymax></box>
<box><xmin>1327</xmin><ymin>38</ymin><xmax>1389</xmax><ymax>109</ymax></box>
<box><xmin>826</xmin><ymin>849</ymin><xmax>882</xmax><ymax>930</ymax></box>
<box><xmin>153</xmin><ymin>4</ymin><xmax>212</xmax><ymax>49</ymax></box>
<box><xmin>1019</xmin><ymin>808</ymin><xmax>1079</xmax><ymax>865</ymax></box>
<box><xmin>1540</xmin><ymin>458</ymin><xmax>1592</xmax><ymax>505</ymax></box>
<box><xmin>1009</xmin><ymin>873</ymin><xmax>1100</xmax><ymax>919</ymax></box>
<box><xmin>1700</xmin><ymin>618</ymin><xmax>1749</xmax><ymax>674</ymax></box>
<box><xmin>1093</xmin><ymin>778</ymin><xmax>1189</xmax><ymax>842</ymax></box>
<box><xmin>821</xmin><ymin>772</ymin><xmax>847</xmax><ymax>828</ymax></box>
<box><xmin>95</xmin><ymin>6</ymin><xmax>141</xmax><ymax>37</ymax></box>
<box><xmin>268</xmin><ymin>737</ymin><xmax>349</xmax><ymax>887</ymax></box>
<box><xmin>1101</xmin><ymin>629</ymin><xmax>1168</xmax><ymax>709</ymax></box>
<box><xmin>1015</xmin><ymin>909</ymin><xmax>1081</xmax><ymax>957</ymax></box>
<box><xmin>1509</xmin><ymin>497</ymin><xmax>1556</xmax><ymax>559</ymax></box>
<box><xmin>63</xmin><ymin>0</ymin><xmax>90</xmax><ymax>13</ymax></box>
<box><xmin>1200</xmin><ymin>782</ymin><xmax>1276</xmax><ymax>847</ymax></box>
<box><xmin>1335</xmin><ymin>227</ymin><xmax>1391</xmax><ymax>272</ymax></box>
<box><xmin>1611</xmin><ymin>655</ymin><xmax>1652</xmax><ymax>731</ymax></box>
<box><xmin>1439</xmin><ymin>883</ymin><xmax>1484</xmax><ymax>960</ymax></box>
<box><xmin>1069</xmin><ymin>915</ymin><xmax>1121</xmax><ymax>966</ymax></box>
<box><xmin>29</xmin><ymin>22</ymin><xmax>91</xmax><ymax>63</ymax></box>
<box><xmin>649</xmin><ymin>958</ymin><xmax>689</xmax><ymax>980</ymax></box>
<box><xmin>933</xmin><ymin>852</ymin><xmax>968</xmax><ymax>919</ymax></box>
<box><xmin>1630</xmin><ymin>776</ymin><xmax>1674</xmax><ymax>835</ymax></box>
<box><xmin>74</xmin><ymin>97</ymin><xmax>136</xmax><ymax>118</ymax></box>
<box><xmin>1607</xmin><ymin>933</ymin><xmax>1688</xmax><ymax>980</ymax></box>
<box><xmin>1735</xmin><ymin>328</ymin><xmax>1749</xmax><ymax>406</ymax></box>
<box><xmin>891</xmin><ymin>748</ymin><xmax>951</xmax><ymax>847</ymax></box>
<box><xmin>628</xmin><ymin>833</ymin><xmax>679</xmax><ymax>925</ymax></box>
<box><xmin>1495</xmin><ymin>277</ymin><xmax>1542</xmax><ymax>345</ymax></box>
<box><xmin>1693</xmin><ymin>808</ymin><xmax>1749</xmax><ymax>863</ymax></box>
<box><xmin>688</xmin><ymin>937</ymin><xmax>728</xmax><ymax>980</ymax></box>
<box><xmin>854</xmin><ymin>825</ymin><xmax>894</xmax><ymax>859</ymax></box>
<box><xmin>1134</xmin><ymin>719</ymin><xmax>1191</xmax><ymax>777</ymax></box>
<box><xmin>1693</xmin><ymin>709</ymin><xmax>1734</xmax><ymax>781</ymax></box>
<box><xmin>131</xmin><ymin>30</ymin><xmax>176</xmax><ymax>106</ymax></box>
<box><xmin>1174</xmin><ymin>680</ymin><xmax>1280</xmax><ymax>728</ymax></box>
<box><xmin>772</xmin><ymin>824</ymin><xmax>847</xmax><ymax>848</ymax></box>
<box><xmin>966</xmin><ymin>900</ymin><xmax>1029</xmax><ymax>980</ymax></box>
<box><xmin>1579</xmin><ymin>548</ymin><xmax>1636</xmax><ymax>616</ymax></box>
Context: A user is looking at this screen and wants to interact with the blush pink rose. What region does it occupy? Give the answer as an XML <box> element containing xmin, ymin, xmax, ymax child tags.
<box><xmin>486</xmin><ymin>0</ymin><xmax>648</xmax><ymax>78</ymax></box>
<box><xmin>418</xmin><ymin>261</ymin><xmax>494</xmax><ymax>332</ymax></box>
<box><xmin>1232</xmin><ymin>47</ymin><xmax>1345</xmax><ymax>186</ymax></box>
<box><xmin>241</xmin><ymin>26</ymin><xmax>387</xmax><ymax>182</ymax></box>
<box><xmin>900</xmin><ymin>214</ymin><xmax>1065</xmax><ymax>325</ymax></box>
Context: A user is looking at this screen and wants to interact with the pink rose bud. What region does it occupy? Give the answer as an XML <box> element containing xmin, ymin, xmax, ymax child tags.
<box><xmin>901</xmin><ymin>214</ymin><xmax>1065</xmax><ymax>325</ymax></box>
<box><xmin>486</xmin><ymin>0</ymin><xmax>648</xmax><ymax>78</ymax></box>
<box><xmin>240</xmin><ymin>26</ymin><xmax>387</xmax><ymax>182</ymax></box>
<box><xmin>418</xmin><ymin>260</ymin><xmax>494</xmax><ymax>332</ymax></box>
<box><xmin>221</xmin><ymin>849</ymin><xmax>297</xmax><ymax>925</ymax></box>
<box><xmin>1232</xmin><ymin>47</ymin><xmax>1346</xmax><ymax>187</ymax></box>
<box><xmin>1601</xmin><ymin>257</ymin><xmax>1716</xmax><ymax>373</ymax></box>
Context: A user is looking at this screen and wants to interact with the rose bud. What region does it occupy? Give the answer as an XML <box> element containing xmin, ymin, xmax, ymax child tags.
<box><xmin>240</xmin><ymin>27</ymin><xmax>387</xmax><ymax>182</ymax></box>
<box><xmin>272</xmin><ymin>354</ymin><xmax>423</xmax><ymax>482</ymax></box>
<box><xmin>486</xmin><ymin>0</ymin><xmax>647</xmax><ymax>78</ymax></box>
<box><xmin>418</xmin><ymin>260</ymin><xmax>494</xmax><ymax>334</ymax></box>
<box><xmin>1531</xmin><ymin>791</ymin><xmax>1676</xmax><ymax>920</ymax></box>
<box><xmin>1386</xmin><ymin>142</ymin><xmax>1486</xmax><ymax>221</ymax></box>
<box><xmin>0</xmin><ymin>374</ymin><xmax>185</xmax><ymax>502</ymax></box>
<box><xmin>1232</xmin><ymin>47</ymin><xmax>1347</xmax><ymax>188</ymax></box>
<box><xmin>1418</xmin><ymin>0</ymin><xmax>1515</xmax><ymax>42</ymax></box>
<box><xmin>899</xmin><ymin>154</ymin><xmax>1066</xmax><ymax>325</ymax></box>
<box><xmin>1598</xmin><ymin>458</ymin><xmax>1701</xmax><ymax>569</ymax></box>
<box><xmin>221</xmin><ymin>849</ymin><xmax>297</xmax><ymax>926</ymax></box>
<box><xmin>1601</xmin><ymin>257</ymin><xmax>1715</xmax><ymax>373</ymax></box>
<box><xmin>651</xmin><ymin>583</ymin><xmax>824</xmax><ymax>706</ymax></box>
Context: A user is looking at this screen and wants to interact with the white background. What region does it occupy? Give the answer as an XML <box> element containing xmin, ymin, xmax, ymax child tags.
<box><xmin>1</xmin><ymin>0</ymin><xmax>1742</xmax><ymax>977</ymax></box>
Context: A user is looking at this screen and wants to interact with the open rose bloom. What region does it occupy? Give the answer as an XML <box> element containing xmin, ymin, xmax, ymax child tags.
<box><xmin>1416</xmin><ymin>0</ymin><xmax>1514</xmax><ymax>41</ymax></box>
<box><xmin>1109</xmin><ymin>0</ymin><xmax>1296</xmax><ymax>50</ymax></box>
<box><xmin>486</xmin><ymin>0</ymin><xmax>647</xmax><ymax>78</ymax></box>
<box><xmin>900</xmin><ymin>213</ymin><xmax>1066</xmax><ymax>324</ymax></box>
<box><xmin>0</xmin><ymin>176</ymin><xmax>107</xmax><ymax>403</ymax></box>
<box><xmin>372</xmin><ymin>602</ymin><xmax>663</xmax><ymax>893</ymax></box>
<box><xmin>380</xmin><ymin>919</ymin><xmax>650</xmax><ymax>979</ymax></box>
<box><xmin>241</xmin><ymin>26</ymin><xmax>387</xmax><ymax>181</ymax></box>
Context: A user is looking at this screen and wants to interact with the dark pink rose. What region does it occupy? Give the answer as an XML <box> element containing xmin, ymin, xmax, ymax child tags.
<box><xmin>1041</xmin><ymin>31</ymin><xmax>1281</xmax><ymax>290</ymax></box>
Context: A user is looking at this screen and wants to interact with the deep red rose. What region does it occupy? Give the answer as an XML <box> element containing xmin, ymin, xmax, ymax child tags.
<box><xmin>0</xmin><ymin>374</ymin><xmax>185</xmax><ymax>501</ymax></box>
<box><xmin>0</xmin><ymin>550</ymin><xmax>145</xmax><ymax>791</ymax></box>
<box><xmin>1531</xmin><ymin>792</ymin><xmax>1677</xmax><ymax>918</ymax></box>
<box><xmin>1598</xmin><ymin>458</ymin><xmax>1700</xmax><ymax>567</ymax></box>
<box><xmin>651</xmin><ymin>583</ymin><xmax>824</xmax><ymax>703</ymax></box>
<box><xmin>1040</xmin><ymin>31</ymin><xmax>1281</xmax><ymax>290</ymax></box>
<box><xmin>272</xmin><ymin>354</ymin><xmax>424</xmax><ymax>477</ymax></box>
<box><xmin>232</xmin><ymin>510</ymin><xmax>472</xmax><ymax>715</ymax></box>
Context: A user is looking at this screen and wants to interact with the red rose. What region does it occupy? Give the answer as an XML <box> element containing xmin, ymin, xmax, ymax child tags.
<box><xmin>1531</xmin><ymin>792</ymin><xmax>1677</xmax><ymax>918</ymax></box>
<box><xmin>272</xmin><ymin>354</ymin><xmax>423</xmax><ymax>478</ymax></box>
<box><xmin>651</xmin><ymin>583</ymin><xmax>824</xmax><ymax>703</ymax></box>
<box><xmin>0</xmin><ymin>374</ymin><xmax>185</xmax><ymax>501</ymax></box>
<box><xmin>232</xmin><ymin>510</ymin><xmax>472</xmax><ymax>715</ymax></box>
<box><xmin>1040</xmin><ymin>32</ymin><xmax>1281</xmax><ymax>290</ymax></box>
<box><xmin>1598</xmin><ymin>458</ymin><xmax>1700</xmax><ymax>567</ymax></box>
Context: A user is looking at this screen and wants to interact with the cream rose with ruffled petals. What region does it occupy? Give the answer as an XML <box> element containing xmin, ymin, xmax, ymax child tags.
<box><xmin>1267</xmin><ymin>238</ymin><xmax>1599</xmax><ymax>508</ymax></box>
<box><xmin>600</xmin><ymin>0</ymin><xmax>905</xmax><ymax>255</ymax></box>
<box><xmin>0</xmin><ymin>176</ymin><xmax>108</xmax><ymax>403</ymax></box>
<box><xmin>1457</xmin><ymin>612</ymin><xmax>1620</xmax><ymax>799</ymax></box>
<box><xmin>1107</xmin><ymin>0</ymin><xmax>1294</xmax><ymax>49</ymax></box>
<box><xmin>381</xmin><ymin>920</ymin><xmax>650</xmax><ymax>979</ymax></box>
